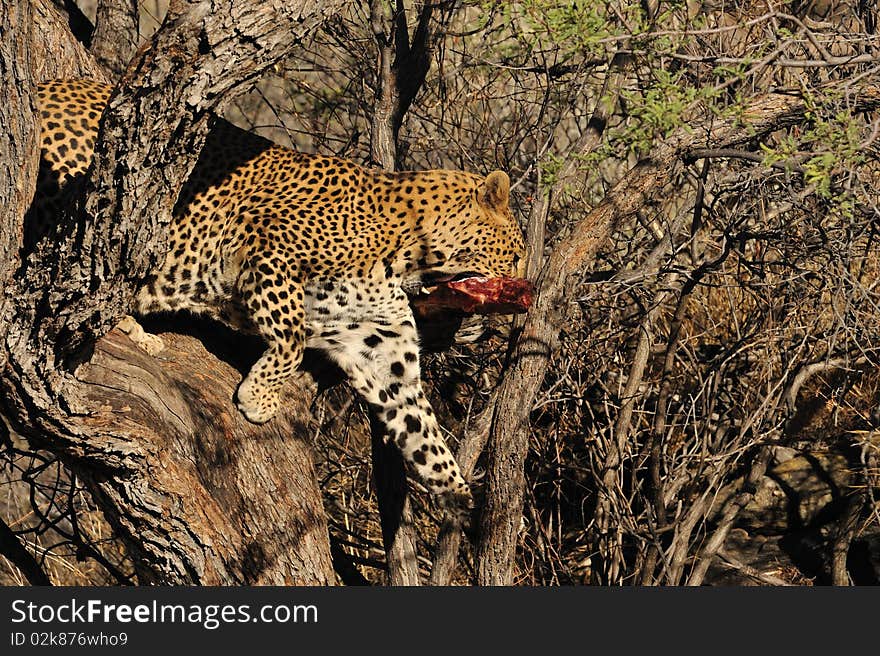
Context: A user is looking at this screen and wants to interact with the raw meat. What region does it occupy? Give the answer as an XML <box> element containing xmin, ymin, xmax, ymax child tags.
<box><xmin>412</xmin><ymin>276</ymin><xmax>534</xmax><ymax>316</ymax></box>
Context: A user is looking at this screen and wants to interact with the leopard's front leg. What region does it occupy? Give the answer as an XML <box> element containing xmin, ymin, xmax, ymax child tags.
<box><xmin>117</xmin><ymin>314</ymin><xmax>165</xmax><ymax>355</ymax></box>
<box><xmin>235</xmin><ymin>256</ymin><xmax>306</xmax><ymax>424</ymax></box>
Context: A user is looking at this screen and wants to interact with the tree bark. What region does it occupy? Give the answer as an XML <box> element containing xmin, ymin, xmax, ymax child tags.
<box><xmin>0</xmin><ymin>0</ymin><xmax>38</xmax><ymax>286</ymax></box>
<box><xmin>70</xmin><ymin>328</ymin><xmax>335</xmax><ymax>584</ymax></box>
<box><xmin>474</xmin><ymin>82</ymin><xmax>880</xmax><ymax>584</ymax></box>
<box><xmin>0</xmin><ymin>0</ymin><xmax>346</xmax><ymax>584</ymax></box>
<box><xmin>90</xmin><ymin>0</ymin><xmax>140</xmax><ymax>78</ymax></box>
<box><xmin>829</xmin><ymin>489</ymin><xmax>863</xmax><ymax>585</ymax></box>
<box><xmin>473</xmin><ymin>58</ymin><xmax>627</xmax><ymax>585</ymax></box>
<box><xmin>366</xmin><ymin>0</ymin><xmax>420</xmax><ymax>585</ymax></box>
<box><xmin>369</xmin><ymin>0</ymin><xmax>445</xmax><ymax>169</ymax></box>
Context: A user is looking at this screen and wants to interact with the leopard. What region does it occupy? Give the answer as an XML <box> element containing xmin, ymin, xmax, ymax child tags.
<box><xmin>30</xmin><ymin>78</ymin><xmax>527</xmax><ymax>513</ymax></box>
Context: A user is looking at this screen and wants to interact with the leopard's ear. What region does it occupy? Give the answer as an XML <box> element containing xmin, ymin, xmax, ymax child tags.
<box><xmin>478</xmin><ymin>170</ymin><xmax>510</xmax><ymax>212</ymax></box>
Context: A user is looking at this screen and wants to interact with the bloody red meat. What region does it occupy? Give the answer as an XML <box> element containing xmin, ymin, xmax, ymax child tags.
<box><xmin>412</xmin><ymin>276</ymin><xmax>534</xmax><ymax>316</ymax></box>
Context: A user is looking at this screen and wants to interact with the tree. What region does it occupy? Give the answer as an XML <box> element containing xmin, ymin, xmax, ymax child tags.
<box><xmin>2</xmin><ymin>0</ymin><xmax>879</xmax><ymax>587</ymax></box>
<box><xmin>0</xmin><ymin>0</ymin><xmax>346</xmax><ymax>585</ymax></box>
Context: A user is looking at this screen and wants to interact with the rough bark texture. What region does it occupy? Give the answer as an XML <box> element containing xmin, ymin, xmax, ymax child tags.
<box><xmin>72</xmin><ymin>328</ymin><xmax>334</xmax><ymax>584</ymax></box>
<box><xmin>91</xmin><ymin>0</ymin><xmax>140</xmax><ymax>78</ymax></box>
<box><xmin>36</xmin><ymin>0</ymin><xmax>109</xmax><ymax>82</ymax></box>
<box><xmin>0</xmin><ymin>0</ymin><xmax>38</xmax><ymax>286</ymax></box>
<box><xmin>473</xmin><ymin>85</ymin><xmax>880</xmax><ymax>585</ymax></box>
<box><xmin>0</xmin><ymin>0</ymin><xmax>346</xmax><ymax>584</ymax></box>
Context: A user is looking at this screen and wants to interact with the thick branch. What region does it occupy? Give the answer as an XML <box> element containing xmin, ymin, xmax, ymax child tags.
<box><xmin>474</xmin><ymin>56</ymin><xmax>629</xmax><ymax>585</ymax></box>
<box><xmin>69</xmin><ymin>329</ymin><xmax>335</xmax><ymax>584</ymax></box>
<box><xmin>34</xmin><ymin>0</ymin><xmax>109</xmax><ymax>82</ymax></box>
<box><xmin>369</xmin><ymin>0</ymin><xmax>448</xmax><ymax>168</ymax></box>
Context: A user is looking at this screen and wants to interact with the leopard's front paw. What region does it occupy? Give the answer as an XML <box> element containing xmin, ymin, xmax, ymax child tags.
<box><xmin>118</xmin><ymin>315</ymin><xmax>165</xmax><ymax>356</ymax></box>
<box><xmin>236</xmin><ymin>376</ymin><xmax>280</xmax><ymax>424</ymax></box>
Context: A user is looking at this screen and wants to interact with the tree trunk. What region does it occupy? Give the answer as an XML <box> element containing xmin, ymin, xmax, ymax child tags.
<box><xmin>0</xmin><ymin>0</ymin><xmax>346</xmax><ymax>584</ymax></box>
<box><xmin>0</xmin><ymin>0</ymin><xmax>38</xmax><ymax>285</ymax></box>
<box><xmin>70</xmin><ymin>328</ymin><xmax>335</xmax><ymax>584</ymax></box>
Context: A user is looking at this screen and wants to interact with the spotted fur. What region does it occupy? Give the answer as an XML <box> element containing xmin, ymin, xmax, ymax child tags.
<box><xmin>31</xmin><ymin>79</ymin><xmax>527</xmax><ymax>512</ymax></box>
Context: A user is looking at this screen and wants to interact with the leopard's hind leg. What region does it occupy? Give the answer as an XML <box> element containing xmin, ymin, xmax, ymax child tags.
<box><xmin>308</xmin><ymin>282</ymin><xmax>472</xmax><ymax>514</ymax></box>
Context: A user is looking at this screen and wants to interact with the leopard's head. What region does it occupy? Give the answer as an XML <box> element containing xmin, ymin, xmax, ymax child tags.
<box><xmin>409</xmin><ymin>170</ymin><xmax>527</xmax><ymax>292</ymax></box>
